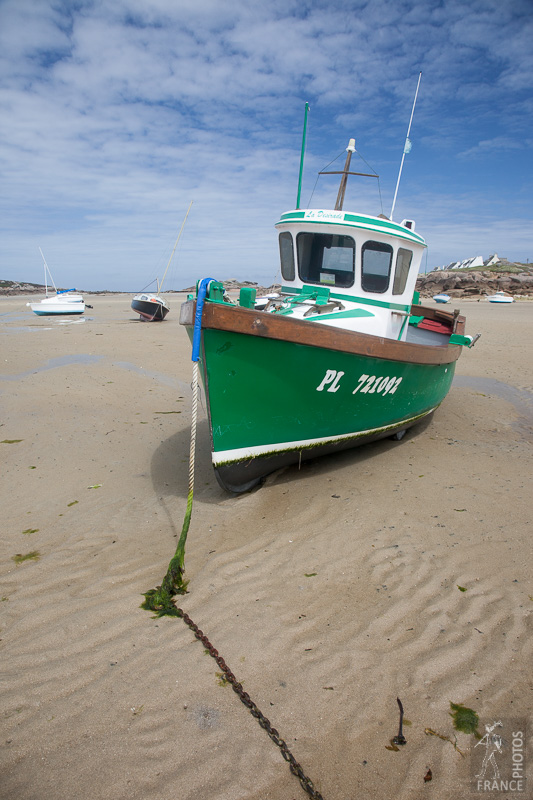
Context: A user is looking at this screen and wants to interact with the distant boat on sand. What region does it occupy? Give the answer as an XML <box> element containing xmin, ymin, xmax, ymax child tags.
<box><xmin>131</xmin><ymin>202</ymin><xmax>193</xmax><ymax>322</ymax></box>
<box><xmin>26</xmin><ymin>249</ymin><xmax>85</xmax><ymax>316</ymax></box>
<box><xmin>131</xmin><ymin>291</ymin><xmax>170</xmax><ymax>321</ymax></box>
<box><xmin>487</xmin><ymin>291</ymin><xmax>514</xmax><ymax>304</ymax></box>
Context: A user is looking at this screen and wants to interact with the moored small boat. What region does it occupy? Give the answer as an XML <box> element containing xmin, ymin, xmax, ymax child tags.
<box><xmin>487</xmin><ymin>291</ymin><xmax>514</xmax><ymax>304</ymax></box>
<box><xmin>179</xmin><ymin>102</ymin><xmax>479</xmax><ymax>492</ymax></box>
<box><xmin>131</xmin><ymin>202</ymin><xmax>192</xmax><ymax>322</ymax></box>
<box><xmin>27</xmin><ymin>293</ymin><xmax>85</xmax><ymax>316</ymax></box>
<box><xmin>27</xmin><ymin>249</ymin><xmax>85</xmax><ymax>316</ymax></box>
<box><xmin>131</xmin><ymin>293</ymin><xmax>170</xmax><ymax>321</ymax></box>
<box><xmin>433</xmin><ymin>293</ymin><xmax>450</xmax><ymax>304</ymax></box>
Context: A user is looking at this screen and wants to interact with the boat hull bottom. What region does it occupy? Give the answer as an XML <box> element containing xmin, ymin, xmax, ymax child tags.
<box><xmin>213</xmin><ymin>411</ymin><xmax>433</xmax><ymax>493</ymax></box>
<box><xmin>30</xmin><ymin>307</ymin><xmax>85</xmax><ymax>316</ymax></box>
<box><xmin>131</xmin><ymin>299</ymin><xmax>169</xmax><ymax>321</ymax></box>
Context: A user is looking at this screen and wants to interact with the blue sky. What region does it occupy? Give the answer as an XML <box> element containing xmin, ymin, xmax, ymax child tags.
<box><xmin>1</xmin><ymin>0</ymin><xmax>532</xmax><ymax>291</ymax></box>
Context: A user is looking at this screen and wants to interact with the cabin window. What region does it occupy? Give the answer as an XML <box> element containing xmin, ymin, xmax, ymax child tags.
<box><xmin>392</xmin><ymin>248</ymin><xmax>413</xmax><ymax>295</ymax></box>
<box><xmin>296</xmin><ymin>232</ymin><xmax>355</xmax><ymax>288</ymax></box>
<box><xmin>279</xmin><ymin>232</ymin><xmax>295</xmax><ymax>281</ymax></box>
<box><xmin>361</xmin><ymin>240</ymin><xmax>393</xmax><ymax>293</ymax></box>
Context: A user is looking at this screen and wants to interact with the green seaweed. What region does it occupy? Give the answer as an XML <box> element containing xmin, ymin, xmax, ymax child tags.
<box><xmin>141</xmin><ymin>490</ymin><xmax>193</xmax><ymax>617</ymax></box>
<box><xmin>12</xmin><ymin>551</ymin><xmax>40</xmax><ymax>564</ymax></box>
<box><xmin>449</xmin><ymin>702</ymin><xmax>480</xmax><ymax>737</ymax></box>
<box><xmin>304</xmin><ymin>572</ymin><xmax>317</xmax><ymax>577</ymax></box>
<box><xmin>457</xmin><ymin>585</ymin><xmax>467</xmax><ymax>592</ymax></box>
<box><xmin>1</xmin><ymin>439</ymin><xmax>23</xmax><ymax>444</ymax></box>
<box><xmin>22</xmin><ymin>528</ymin><xmax>39</xmax><ymax>535</ymax></box>
<box><xmin>87</xmin><ymin>484</ymin><xmax>102</xmax><ymax>489</ymax></box>
<box><xmin>67</xmin><ymin>501</ymin><xmax>78</xmax><ymax>507</ymax></box>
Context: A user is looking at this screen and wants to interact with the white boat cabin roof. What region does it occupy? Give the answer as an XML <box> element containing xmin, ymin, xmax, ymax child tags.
<box><xmin>276</xmin><ymin>208</ymin><xmax>426</xmax><ymax>246</ymax></box>
<box><xmin>275</xmin><ymin>208</ymin><xmax>426</xmax><ymax>310</ymax></box>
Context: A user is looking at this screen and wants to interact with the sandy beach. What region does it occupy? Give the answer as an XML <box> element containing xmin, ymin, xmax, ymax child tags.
<box><xmin>1</xmin><ymin>293</ymin><xmax>531</xmax><ymax>800</ymax></box>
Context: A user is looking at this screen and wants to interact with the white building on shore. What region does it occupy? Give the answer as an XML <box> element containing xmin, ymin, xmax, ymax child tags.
<box><xmin>434</xmin><ymin>254</ymin><xmax>506</xmax><ymax>271</ymax></box>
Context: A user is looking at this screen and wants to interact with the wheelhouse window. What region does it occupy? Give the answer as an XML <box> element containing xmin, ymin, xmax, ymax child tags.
<box><xmin>278</xmin><ymin>232</ymin><xmax>295</xmax><ymax>281</ymax></box>
<box><xmin>361</xmin><ymin>240</ymin><xmax>393</xmax><ymax>293</ymax></box>
<box><xmin>296</xmin><ymin>232</ymin><xmax>355</xmax><ymax>288</ymax></box>
<box><xmin>392</xmin><ymin>248</ymin><xmax>413</xmax><ymax>295</ymax></box>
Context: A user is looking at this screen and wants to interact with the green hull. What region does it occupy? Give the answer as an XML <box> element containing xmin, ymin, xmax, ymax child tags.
<box><xmin>186</xmin><ymin>317</ymin><xmax>457</xmax><ymax>491</ymax></box>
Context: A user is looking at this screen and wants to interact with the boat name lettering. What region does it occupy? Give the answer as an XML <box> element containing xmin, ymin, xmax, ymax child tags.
<box><xmin>304</xmin><ymin>210</ymin><xmax>344</xmax><ymax>221</ymax></box>
<box><xmin>316</xmin><ymin>369</ymin><xmax>402</xmax><ymax>396</ymax></box>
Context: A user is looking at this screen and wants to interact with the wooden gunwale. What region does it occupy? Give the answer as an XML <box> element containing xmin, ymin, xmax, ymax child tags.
<box><xmin>180</xmin><ymin>301</ymin><xmax>465</xmax><ymax>366</ymax></box>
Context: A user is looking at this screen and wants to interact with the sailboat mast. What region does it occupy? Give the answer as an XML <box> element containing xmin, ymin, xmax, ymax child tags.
<box><xmin>335</xmin><ymin>139</ymin><xmax>356</xmax><ymax>211</ymax></box>
<box><xmin>158</xmin><ymin>200</ymin><xmax>194</xmax><ymax>293</ymax></box>
<box><xmin>39</xmin><ymin>247</ymin><xmax>57</xmax><ymax>296</ymax></box>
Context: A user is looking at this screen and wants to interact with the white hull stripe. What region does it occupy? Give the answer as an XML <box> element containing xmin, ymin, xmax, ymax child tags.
<box><xmin>212</xmin><ymin>407</ymin><xmax>437</xmax><ymax>465</ymax></box>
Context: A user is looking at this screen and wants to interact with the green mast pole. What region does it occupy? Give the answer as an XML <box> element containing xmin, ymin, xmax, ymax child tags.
<box><xmin>296</xmin><ymin>102</ymin><xmax>309</xmax><ymax>209</ymax></box>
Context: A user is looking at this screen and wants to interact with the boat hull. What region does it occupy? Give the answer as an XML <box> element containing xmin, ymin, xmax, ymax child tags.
<box><xmin>180</xmin><ymin>301</ymin><xmax>462</xmax><ymax>491</ymax></box>
<box><xmin>28</xmin><ymin>302</ymin><xmax>85</xmax><ymax>315</ymax></box>
<box><xmin>131</xmin><ymin>296</ymin><xmax>170</xmax><ymax>321</ymax></box>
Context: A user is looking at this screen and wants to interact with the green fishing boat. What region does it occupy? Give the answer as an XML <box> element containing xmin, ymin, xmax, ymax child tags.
<box><xmin>180</xmin><ymin>114</ymin><xmax>479</xmax><ymax>491</ymax></box>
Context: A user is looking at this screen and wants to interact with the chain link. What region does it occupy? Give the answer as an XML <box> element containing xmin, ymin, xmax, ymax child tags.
<box><xmin>178</xmin><ymin>607</ymin><xmax>325</xmax><ymax>800</ymax></box>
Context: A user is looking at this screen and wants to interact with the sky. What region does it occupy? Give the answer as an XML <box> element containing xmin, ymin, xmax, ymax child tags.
<box><xmin>1</xmin><ymin>0</ymin><xmax>532</xmax><ymax>292</ymax></box>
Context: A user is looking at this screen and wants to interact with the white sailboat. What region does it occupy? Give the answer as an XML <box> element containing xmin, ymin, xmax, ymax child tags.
<box><xmin>27</xmin><ymin>249</ymin><xmax>85</xmax><ymax>316</ymax></box>
<box><xmin>131</xmin><ymin>202</ymin><xmax>193</xmax><ymax>321</ymax></box>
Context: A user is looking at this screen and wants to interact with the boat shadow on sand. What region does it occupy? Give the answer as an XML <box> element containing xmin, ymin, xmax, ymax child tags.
<box><xmin>150</xmin><ymin>414</ymin><xmax>436</xmax><ymax>504</ymax></box>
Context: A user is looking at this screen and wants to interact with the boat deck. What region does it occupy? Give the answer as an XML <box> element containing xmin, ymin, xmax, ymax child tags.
<box><xmin>406</xmin><ymin>325</ymin><xmax>451</xmax><ymax>346</ymax></box>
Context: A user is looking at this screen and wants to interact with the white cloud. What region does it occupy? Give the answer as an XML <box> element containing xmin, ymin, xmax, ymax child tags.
<box><xmin>0</xmin><ymin>0</ymin><xmax>532</xmax><ymax>290</ymax></box>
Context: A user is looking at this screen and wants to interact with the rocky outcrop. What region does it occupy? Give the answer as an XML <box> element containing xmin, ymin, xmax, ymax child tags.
<box><xmin>0</xmin><ymin>280</ymin><xmax>93</xmax><ymax>295</ymax></box>
<box><xmin>416</xmin><ymin>267</ymin><xmax>533</xmax><ymax>298</ymax></box>
<box><xmin>0</xmin><ymin>280</ymin><xmax>47</xmax><ymax>295</ymax></box>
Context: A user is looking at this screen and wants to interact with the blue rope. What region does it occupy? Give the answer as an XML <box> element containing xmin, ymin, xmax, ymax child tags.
<box><xmin>191</xmin><ymin>278</ymin><xmax>216</xmax><ymax>362</ymax></box>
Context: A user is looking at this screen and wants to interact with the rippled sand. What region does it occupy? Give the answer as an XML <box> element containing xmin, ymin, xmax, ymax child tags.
<box><xmin>1</xmin><ymin>294</ymin><xmax>531</xmax><ymax>799</ymax></box>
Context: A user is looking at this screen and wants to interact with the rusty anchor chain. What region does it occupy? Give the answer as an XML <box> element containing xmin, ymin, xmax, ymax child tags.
<box><xmin>177</xmin><ymin>606</ymin><xmax>325</xmax><ymax>800</ymax></box>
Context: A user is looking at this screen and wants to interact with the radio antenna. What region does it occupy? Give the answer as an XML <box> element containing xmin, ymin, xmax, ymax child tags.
<box><xmin>390</xmin><ymin>72</ymin><xmax>422</xmax><ymax>220</ymax></box>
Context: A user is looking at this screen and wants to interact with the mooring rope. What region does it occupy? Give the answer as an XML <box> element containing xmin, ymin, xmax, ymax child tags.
<box><xmin>188</xmin><ymin>361</ymin><xmax>199</xmax><ymax>494</ymax></box>
<box><xmin>142</xmin><ymin>278</ymin><xmax>214</xmax><ymax>611</ymax></box>
<box><xmin>141</xmin><ymin>279</ymin><xmax>325</xmax><ymax>798</ymax></box>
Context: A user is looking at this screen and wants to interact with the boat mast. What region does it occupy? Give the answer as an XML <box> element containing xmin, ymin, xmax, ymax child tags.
<box><xmin>39</xmin><ymin>247</ymin><xmax>57</xmax><ymax>297</ymax></box>
<box><xmin>390</xmin><ymin>72</ymin><xmax>422</xmax><ymax>220</ymax></box>
<box><xmin>158</xmin><ymin>200</ymin><xmax>193</xmax><ymax>293</ymax></box>
<box><xmin>296</xmin><ymin>102</ymin><xmax>310</xmax><ymax>210</ymax></box>
<box><xmin>335</xmin><ymin>139</ymin><xmax>356</xmax><ymax>210</ymax></box>
<box><xmin>320</xmin><ymin>139</ymin><xmax>378</xmax><ymax>210</ymax></box>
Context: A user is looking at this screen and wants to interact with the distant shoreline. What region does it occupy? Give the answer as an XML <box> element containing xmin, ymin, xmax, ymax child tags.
<box><xmin>0</xmin><ymin>278</ymin><xmax>280</xmax><ymax>297</ymax></box>
<box><xmin>2</xmin><ymin>268</ymin><xmax>532</xmax><ymax>299</ymax></box>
